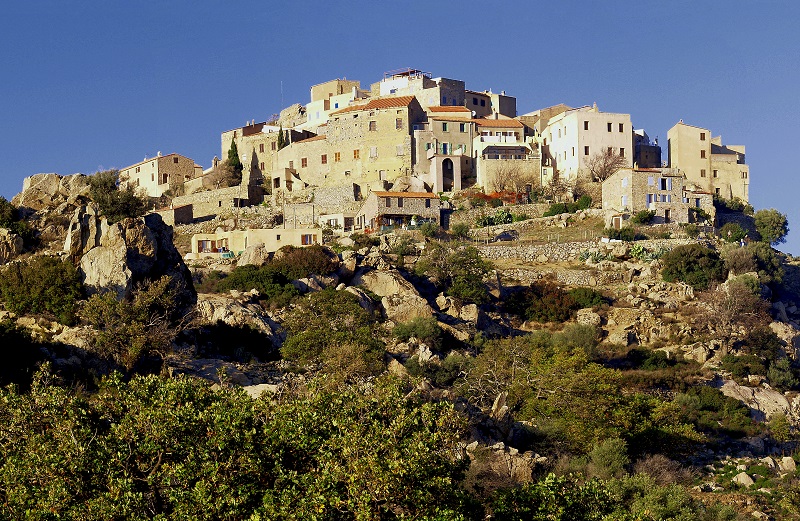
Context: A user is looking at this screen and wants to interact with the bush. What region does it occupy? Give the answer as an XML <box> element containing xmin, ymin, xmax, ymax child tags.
<box><xmin>675</xmin><ymin>385</ymin><xmax>757</xmax><ymax>438</ymax></box>
<box><xmin>589</xmin><ymin>437</ymin><xmax>629</xmax><ymax>480</ymax></box>
<box><xmin>450</xmin><ymin>222</ymin><xmax>471</xmax><ymax>240</ymax></box>
<box><xmin>216</xmin><ymin>265</ymin><xmax>299</xmax><ymax>308</ymax></box>
<box><xmin>568</xmin><ymin>287</ymin><xmax>604</xmax><ymax>309</ymax></box>
<box><xmin>349</xmin><ymin>232</ymin><xmax>380</xmax><ymax>249</ymax></box>
<box><xmin>605</xmin><ymin>226</ymin><xmax>646</xmax><ymax>242</ymax></box>
<box><xmin>0</xmin><ymin>321</ymin><xmax>47</xmax><ymax>388</ymax></box>
<box><xmin>718</xmin><ymin>222</ymin><xmax>746</xmax><ymax>243</ymax></box>
<box><xmin>723</xmin><ymin>242</ymin><xmax>783</xmax><ymax>285</ymax></box>
<box><xmin>394</xmin><ymin>316</ymin><xmax>443</xmax><ymax>350</ymax></box>
<box><xmin>404</xmin><ymin>353</ymin><xmax>468</xmax><ymax>388</ymax></box>
<box><xmin>271</xmin><ymin>244</ymin><xmax>338</xmax><ymax>279</ymax></box>
<box><xmin>660</xmin><ymin>244</ymin><xmax>724</xmax><ymax>290</ymax></box>
<box><xmin>418</xmin><ymin>221</ymin><xmax>439</xmax><ymax>238</ymax></box>
<box><xmin>505</xmin><ymin>280</ymin><xmax>576</xmax><ymax>323</ymax></box>
<box><xmin>415</xmin><ymin>243</ymin><xmax>493</xmax><ymax>304</ymax></box>
<box><xmin>88</xmin><ymin>170</ymin><xmax>148</xmax><ymax>224</ymax></box>
<box><xmin>631</xmin><ymin>210</ymin><xmax>655</xmax><ymax>225</ymax></box>
<box><xmin>0</xmin><ymin>197</ymin><xmax>35</xmax><ymax>247</ymax></box>
<box><xmin>193</xmin><ymin>322</ymin><xmax>276</xmax><ymax>362</ymax></box>
<box><xmin>476</xmin><ymin>208</ymin><xmax>513</xmax><ymax>227</ymax></box>
<box><xmin>684</xmin><ymin>224</ymin><xmax>700</xmax><ymax>238</ymax></box>
<box><xmin>0</xmin><ymin>256</ymin><xmax>83</xmax><ymax>325</ymax></box>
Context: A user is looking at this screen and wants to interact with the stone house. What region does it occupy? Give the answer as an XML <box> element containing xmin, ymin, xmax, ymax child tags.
<box><xmin>667</xmin><ymin>120</ymin><xmax>749</xmax><ymax>201</ymax></box>
<box><xmin>152</xmin><ymin>204</ymin><xmax>193</xmax><ymax>226</ymax></box>
<box><xmin>473</xmin><ymin>117</ymin><xmax>540</xmax><ymax>191</ymax></box>
<box><xmin>186</xmin><ymin>227</ymin><xmax>319</xmax><ymax>260</ymax></box>
<box><xmin>356</xmin><ymin>191</ymin><xmax>445</xmax><ymax>231</ymax></box>
<box><xmin>413</xmin><ymin>107</ymin><xmax>476</xmax><ymax>192</ymax></box>
<box><xmin>119</xmin><ymin>153</ymin><xmax>202</xmax><ymax>198</ymax></box>
<box><xmin>602</xmin><ymin>167</ymin><xmax>715</xmax><ymax>228</ymax></box>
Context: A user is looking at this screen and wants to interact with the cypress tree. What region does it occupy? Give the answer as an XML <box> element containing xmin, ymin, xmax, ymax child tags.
<box><xmin>227</xmin><ymin>140</ymin><xmax>243</xmax><ymax>177</ymax></box>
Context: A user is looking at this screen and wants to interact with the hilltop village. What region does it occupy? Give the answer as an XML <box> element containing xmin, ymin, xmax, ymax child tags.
<box><xmin>115</xmin><ymin>68</ymin><xmax>749</xmax><ymax>249</ymax></box>
<box><xmin>5</xmin><ymin>69</ymin><xmax>800</xmax><ymax>519</ymax></box>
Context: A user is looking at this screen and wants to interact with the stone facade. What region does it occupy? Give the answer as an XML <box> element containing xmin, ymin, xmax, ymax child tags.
<box><xmin>667</xmin><ymin>120</ymin><xmax>749</xmax><ymax>201</ymax></box>
<box><xmin>602</xmin><ymin>167</ymin><xmax>715</xmax><ymax>226</ymax></box>
<box><xmin>153</xmin><ymin>204</ymin><xmax>193</xmax><ymax>226</ymax></box>
<box><xmin>119</xmin><ymin>153</ymin><xmax>199</xmax><ymax>198</ymax></box>
<box><xmin>187</xmin><ymin>227</ymin><xmax>320</xmax><ymax>260</ymax></box>
<box><xmin>172</xmin><ymin>185</ymin><xmax>262</xmax><ymax>220</ymax></box>
<box><xmin>356</xmin><ymin>191</ymin><xmax>444</xmax><ymax>231</ymax></box>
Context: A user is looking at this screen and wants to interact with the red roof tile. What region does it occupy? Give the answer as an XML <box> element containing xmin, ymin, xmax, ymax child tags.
<box><xmin>373</xmin><ymin>191</ymin><xmax>439</xmax><ymax>199</ymax></box>
<box><xmin>294</xmin><ymin>135</ymin><xmax>327</xmax><ymax>144</ymax></box>
<box><xmin>473</xmin><ymin>118</ymin><xmax>523</xmax><ymax>128</ymax></box>
<box><xmin>428</xmin><ymin>105</ymin><xmax>471</xmax><ymax>113</ymax></box>
<box><xmin>330</xmin><ymin>96</ymin><xmax>415</xmax><ymax>115</ymax></box>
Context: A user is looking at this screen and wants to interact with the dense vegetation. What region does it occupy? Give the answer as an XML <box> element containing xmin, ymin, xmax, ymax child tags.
<box><xmin>0</xmin><ymin>255</ymin><xmax>83</xmax><ymax>325</ymax></box>
<box><xmin>88</xmin><ymin>169</ymin><xmax>149</xmax><ymax>223</ymax></box>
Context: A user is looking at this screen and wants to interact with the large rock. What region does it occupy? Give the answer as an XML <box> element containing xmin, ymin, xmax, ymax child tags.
<box><xmin>718</xmin><ymin>379</ymin><xmax>795</xmax><ymax>422</ymax></box>
<box><xmin>195</xmin><ymin>293</ymin><xmax>280</xmax><ymax>342</ymax></box>
<box><xmin>79</xmin><ymin>214</ymin><xmax>195</xmax><ymax>309</ymax></box>
<box><xmin>733</xmin><ymin>472</ymin><xmax>754</xmax><ymax>487</ymax></box>
<box><xmin>12</xmin><ymin>173</ymin><xmax>90</xmax><ymax>211</ymax></box>
<box><xmin>0</xmin><ymin>229</ymin><xmax>24</xmax><ymax>264</ymax></box>
<box><xmin>382</xmin><ymin>293</ymin><xmax>433</xmax><ymax>323</ymax></box>
<box><xmin>351</xmin><ymin>268</ymin><xmax>420</xmax><ymax>297</ymax></box>
<box><xmin>237</xmin><ymin>243</ymin><xmax>271</xmax><ymax>267</ymax></box>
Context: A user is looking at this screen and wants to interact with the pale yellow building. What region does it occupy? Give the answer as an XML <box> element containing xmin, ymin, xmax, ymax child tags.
<box><xmin>473</xmin><ymin>117</ymin><xmax>540</xmax><ymax>191</ymax></box>
<box><xmin>119</xmin><ymin>153</ymin><xmax>201</xmax><ymax>198</ymax></box>
<box><xmin>186</xmin><ymin>227</ymin><xmax>320</xmax><ymax>260</ymax></box>
<box><xmin>667</xmin><ymin>121</ymin><xmax>749</xmax><ymax>201</ymax></box>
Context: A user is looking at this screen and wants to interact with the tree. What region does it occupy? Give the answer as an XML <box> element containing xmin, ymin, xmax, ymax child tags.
<box><xmin>584</xmin><ymin>148</ymin><xmax>628</xmax><ymax>182</ymax></box>
<box><xmin>277</xmin><ymin>125</ymin><xmax>287</xmax><ymax>150</ymax></box>
<box><xmin>80</xmin><ymin>276</ymin><xmax>188</xmax><ymax>370</ymax></box>
<box><xmin>0</xmin><ymin>256</ymin><xmax>83</xmax><ymax>325</ymax></box>
<box><xmin>226</xmin><ymin>139</ymin><xmax>243</xmax><ymax>179</ymax></box>
<box><xmin>660</xmin><ymin>244</ymin><xmax>725</xmax><ymax>290</ymax></box>
<box><xmin>487</xmin><ymin>161</ymin><xmax>537</xmax><ymax>193</ymax></box>
<box><xmin>754</xmin><ymin>208</ymin><xmax>789</xmax><ymax>246</ymax></box>
<box><xmin>88</xmin><ymin>170</ymin><xmax>148</xmax><ymax>224</ymax></box>
<box><xmin>415</xmin><ymin>242</ymin><xmax>493</xmax><ymax>304</ymax></box>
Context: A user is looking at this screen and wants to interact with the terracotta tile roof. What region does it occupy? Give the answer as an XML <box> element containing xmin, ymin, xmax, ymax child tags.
<box><xmin>373</xmin><ymin>191</ymin><xmax>439</xmax><ymax>199</ymax></box>
<box><xmin>428</xmin><ymin>106</ymin><xmax>471</xmax><ymax>113</ymax></box>
<box><xmin>294</xmin><ymin>135</ymin><xmax>327</xmax><ymax>144</ymax></box>
<box><xmin>473</xmin><ymin>118</ymin><xmax>523</xmax><ymax>128</ymax></box>
<box><xmin>330</xmin><ymin>95</ymin><xmax>415</xmax><ymax>115</ymax></box>
<box><xmin>121</xmin><ymin>153</ymin><xmax>185</xmax><ymax>170</ymax></box>
<box><xmin>428</xmin><ymin>116</ymin><xmax>473</xmax><ymax>122</ymax></box>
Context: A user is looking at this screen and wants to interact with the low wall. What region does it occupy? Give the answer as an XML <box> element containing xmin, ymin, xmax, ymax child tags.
<box><xmin>477</xmin><ymin>238</ymin><xmax>698</xmax><ymax>264</ymax></box>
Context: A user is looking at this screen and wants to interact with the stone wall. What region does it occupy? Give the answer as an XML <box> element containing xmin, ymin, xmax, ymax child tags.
<box><xmin>172</xmin><ymin>185</ymin><xmax>257</xmax><ymax>220</ymax></box>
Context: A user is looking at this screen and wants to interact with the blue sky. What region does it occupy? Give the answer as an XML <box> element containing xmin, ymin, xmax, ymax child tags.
<box><xmin>2</xmin><ymin>1</ymin><xmax>798</xmax><ymax>253</ymax></box>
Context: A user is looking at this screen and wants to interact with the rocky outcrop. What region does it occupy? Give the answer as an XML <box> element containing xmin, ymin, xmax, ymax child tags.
<box><xmin>237</xmin><ymin>244</ymin><xmax>271</xmax><ymax>267</ymax></box>
<box><xmin>0</xmin><ymin>229</ymin><xmax>24</xmax><ymax>264</ymax></box>
<box><xmin>717</xmin><ymin>379</ymin><xmax>800</xmax><ymax>423</ymax></box>
<box><xmin>79</xmin><ymin>214</ymin><xmax>195</xmax><ymax>309</ymax></box>
<box><xmin>195</xmin><ymin>293</ymin><xmax>281</xmax><ymax>344</ymax></box>
<box><xmin>12</xmin><ymin>173</ymin><xmax>90</xmax><ymax>211</ymax></box>
<box><xmin>351</xmin><ymin>268</ymin><xmax>420</xmax><ymax>297</ymax></box>
<box><xmin>382</xmin><ymin>294</ymin><xmax>434</xmax><ymax>324</ymax></box>
<box><xmin>64</xmin><ymin>203</ymin><xmax>107</xmax><ymax>260</ymax></box>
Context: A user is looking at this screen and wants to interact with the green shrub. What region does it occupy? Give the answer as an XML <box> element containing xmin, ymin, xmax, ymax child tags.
<box><xmin>718</xmin><ymin>222</ymin><xmax>746</xmax><ymax>243</ymax></box>
<box><xmin>0</xmin><ymin>321</ymin><xmax>47</xmax><ymax>388</ymax></box>
<box><xmin>418</xmin><ymin>221</ymin><xmax>439</xmax><ymax>238</ymax></box>
<box><xmin>675</xmin><ymin>385</ymin><xmax>757</xmax><ymax>438</ymax></box>
<box><xmin>404</xmin><ymin>353</ymin><xmax>468</xmax><ymax>388</ymax></box>
<box><xmin>488</xmin><ymin>197</ymin><xmax>503</xmax><ymax>208</ymax></box>
<box><xmin>627</xmin><ymin>348</ymin><xmax>674</xmax><ymax>371</ymax></box>
<box><xmin>605</xmin><ymin>226</ymin><xmax>646</xmax><ymax>242</ymax></box>
<box><xmin>88</xmin><ymin>170</ymin><xmax>148</xmax><ymax>224</ymax></box>
<box><xmin>722</xmin><ymin>242</ymin><xmax>783</xmax><ymax>285</ymax></box>
<box><xmin>450</xmin><ymin>222</ymin><xmax>471</xmax><ymax>239</ymax></box>
<box><xmin>394</xmin><ymin>316</ymin><xmax>443</xmax><ymax>350</ymax></box>
<box><xmin>505</xmin><ymin>280</ymin><xmax>576</xmax><ymax>323</ymax></box>
<box><xmin>0</xmin><ymin>197</ymin><xmax>35</xmax><ymax>247</ymax></box>
<box><xmin>575</xmin><ymin>194</ymin><xmax>592</xmax><ymax>210</ymax></box>
<box><xmin>415</xmin><ymin>243</ymin><xmax>493</xmax><ymax>304</ymax></box>
<box><xmin>660</xmin><ymin>244</ymin><xmax>724</xmax><ymax>290</ymax></box>
<box><xmin>272</xmin><ymin>244</ymin><xmax>338</xmax><ymax>279</ymax></box>
<box><xmin>754</xmin><ymin>208</ymin><xmax>789</xmax><ymax>245</ymax></box>
<box><xmin>589</xmin><ymin>437</ymin><xmax>629</xmax><ymax>480</ymax></box>
<box><xmin>568</xmin><ymin>287</ymin><xmax>604</xmax><ymax>309</ymax></box>
<box><xmin>216</xmin><ymin>265</ymin><xmax>299</xmax><ymax>308</ymax></box>
<box><xmin>631</xmin><ymin>210</ymin><xmax>655</xmax><ymax>225</ymax></box>
<box><xmin>476</xmin><ymin>208</ymin><xmax>513</xmax><ymax>227</ymax></box>
<box><xmin>349</xmin><ymin>232</ymin><xmax>380</xmax><ymax>249</ymax></box>
<box><xmin>684</xmin><ymin>224</ymin><xmax>700</xmax><ymax>238</ymax></box>
<box><xmin>0</xmin><ymin>256</ymin><xmax>83</xmax><ymax>325</ymax></box>
<box><xmin>489</xmin><ymin>474</ymin><xmax>613</xmax><ymax>520</ymax></box>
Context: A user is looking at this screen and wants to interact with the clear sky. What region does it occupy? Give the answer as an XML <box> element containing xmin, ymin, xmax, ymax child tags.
<box><xmin>2</xmin><ymin>1</ymin><xmax>798</xmax><ymax>252</ymax></box>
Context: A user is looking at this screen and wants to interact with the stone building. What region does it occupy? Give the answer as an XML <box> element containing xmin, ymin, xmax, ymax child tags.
<box><xmin>119</xmin><ymin>153</ymin><xmax>201</xmax><ymax>198</ymax></box>
<box><xmin>186</xmin><ymin>227</ymin><xmax>319</xmax><ymax>260</ymax></box>
<box><xmin>272</xmin><ymin>96</ymin><xmax>425</xmax><ymax>193</ymax></box>
<box><xmin>304</xmin><ymin>78</ymin><xmax>371</xmax><ymax>130</ymax></box>
<box><xmin>540</xmin><ymin>104</ymin><xmax>633</xmax><ymax>182</ymax></box>
<box><xmin>667</xmin><ymin>120</ymin><xmax>749</xmax><ymax>201</ymax></box>
<box><xmin>601</xmin><ymin>167</ymin><xmax>715</xmax><ymax>227</ymax></box>
<box><xmin>413</xmin><ymin>106</ymin><xmax>476</xmax><ymax>191</ymax></box>
<box><xmin>473</xmin><ymin>118</ymin><xmax>540</xmax><ymax>191</ymax></box>
<box><xmin>356</xmin><ymin>191</ymin><xmax>445</xmax><ymax>231</ymax></box>
<box><xmin>633</xmin><ymin>129</ymin><xmax>662</xmax><ymax>168</ymax></box>
<box><xmin>466</xmin><ymin>89</ymin><xmax>517</xmax><ymax>118</ymax></box>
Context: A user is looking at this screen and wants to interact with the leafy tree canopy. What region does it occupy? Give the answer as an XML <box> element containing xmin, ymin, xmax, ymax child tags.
<box><xmin>88</xmin><ymin>170</ymin><xmax>148</xmax><ymax>224</ymax></box>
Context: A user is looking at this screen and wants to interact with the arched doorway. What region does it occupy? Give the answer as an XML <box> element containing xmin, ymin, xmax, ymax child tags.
<box><xmin>442</xmin><ymin>158</ymin><xmax>454</xmax><ymax>191</ymax></box>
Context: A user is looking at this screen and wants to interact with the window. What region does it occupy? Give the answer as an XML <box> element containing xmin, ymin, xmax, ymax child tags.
<box><xmin>700</xmin><ymin>132</ymin><xmax>706</xmax><ymax>141</ymax></box>
<box><xmin>289</xmin><ymin>161</ymin><xmax>293</xmax><ymax>169</ymax></box>
<box><xmin>136</xmin><ymin>166</ymin><xmax>140</xmax><ymax>173</ymax></box>
<box><xmin>619</xmin><ymin>147</ymin><xmax>625</xmax><ymax>157</ymax></box>
<box><xmin>425</xmin><ymin>199</ymin><xmax>431</xmax><ymax>208</ymax></box>
<box><xmin>301</xmin><ymin>234</ymin><xmax>316</xmax><ymax>245</ymax></box>
<box><xmin>713</xmin><ymin>169</ymin><xmax>718</xmax><ymax>178</ymax></box>
<box><xmin>572</xmin><ymin>147</ymin><xmax>575</xmax><ymax>157</ymax></box>
<box><xmin>472</xmin><ymin>97</ymin><xmax>478</xmax><ymax>105</ymax></box>
<box><xmin>369</xmin><ymin>120</ymin><xmax>377</xmax><ymax>131</ymax></box>
<box><xmin>621</xmin><ymin>177</ymin><xmax>629</xmax><ymax>188</ymax></box>
<box><xmin>480</xmin><ymin>99</ymin><xmax>485</xmax><ymax>106</ymax></box>
<box><xmin>742</xmin><ymin>171</ymin><xmax>748</xmax><ymax>179</ymax></box>
<box><xmin>425</xmin><ymin>143</ymin><xmax>431</xmax><ymax>150</ymax></box>
<box><xmin>700</xmin><ymin>169</ymin><xmax>706</xmax><ymax>177</ymax></box>
<box><xmin>442</xmin><ymin>122</ymin><xmax>448</xmax><ymax>131</ymax></box>
<box><xmin>647</xmin><ymin>194</ymin><xmax>654</xmax><ymax>204</ymax></box>
<box><xmin>459</xmin><ymin>123</ymin><xmax>466</xmax><ymax>132</ymax></box>
<box><xmin>441</xmin><ymin>143</ymin><xmax>449</xmax><ymax>154</ymax></box>
<box><xmin>386</xmin><ymin>197</ymin><xmax>391</xmax><ymax>208</ymax></box>
<box><xmin>301</xmin><ymin>158</ymin><xmax>307</xmax><ymax>168</ymax></box>
<box><xmin>396</xmin><ymin>118</ymin><xmax>403</xmax><ymax>130</ymax></box>
<box><xmin>334</xmin><ymin>102</ymin><xmax>339</xmax><ymax>108</ymax></box>
<box><xmin>271</xmin><ymin>142</ymin><xmax>276</xmax><ymax>151</ymax></box>
<box><xmin>151</xmin><ymin>173</ymin><xmax>154</xmax><ymax>182</ymax></box>
<box><xmin>173</xmin><ymin>157</ymin><xmax>179</xmax><ymax>163</ymax></box>
<box><xmin>344</xmin><ymin>170</ymin><xmax>351</xmax><ymax>177</ymax></box>
<box><xmin>607</xmin><ymin>122</ymin><xmax>612</xmax><ymax>132</ymax></box>
<box><xmin>558</xmin><ymin>128</ymin><xmax>561</xmax><ymax>138</ymax></box>
<box><xmin>260</xmin><ymin>162</ymin><xmax>264</xmax><ymax>170</ymax></box>
<box><xmin>321</xmin><ymin>154</ymin><xmax>327</xmax><ymax>165</ymax></box>
<box><xmin>369</xmin><ymin>146</ymin><xmax>377</xmax><ymax>158</ymax></box>
<box><xmin>397</xmin><ymin>197</ymin><xmax>403</xmax><ymax>208</ymax></box>
<box><xmin>442</xmin><ymin>96</ymin><xmax>447</xmax><ymax>105</ymax></box>
<box><xmin>276</xmin><ymin>234</ymin><xmax>281</xmax><ymax>241</ymax></box>
<box><xmin>608</xmin><ymin>147</ymin><xmax>613</xmax><ymax>154</ymax></box>
<box><xmin>700</xmin><ymin>150</ymin><xmax>706</xmax><ymax>159</ymax></box>
<box><xmin>584</xmin><ymin>146</ymin><xmax>590</xmax><ymax>155</ymax></box>
<box><xmin>648</xmin><ymin>176</ymin><xmax>654</xmax><ymax>186</ymax></box>
<box><xmin>584</xmin><ymin>121</ymin><xmax>589</xmax><ymax>130</ymax></box>
<box><xmin>259</xmin><ymin>143</ymin><xmax>264</xmax><ymax>153</ymax></box>
<box><xmin>334</xmin><ymin>152</ymin><xmax>341</xmax><ymax>162</ymax></box>
<box><xmin>659</xmin><ymin>178</ymin><xmax>672</xmax><ymax>190</ymax></box>
<box><xmin>619</xmin><ymin>123</ymin><xmax>624</xmax><ymax>132</ymax></box>
<box><xmin>396</xmin><ymin>145</ymin><xmax>404</xmax><ymax>156</ymax></box>
<box><xmin>353</xmin><ymin>149</ymin><xmax>360</xmax><ymax>159</ymax></box>
<box><xmin>715</xmin><ymin>188</ymin><xmax>720</xmax><ymax>195</ymax></box>
<box><xmin>621</xmin><ymin>195</ymin><xmax>628</xmax><ymax>207</ymax></box>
